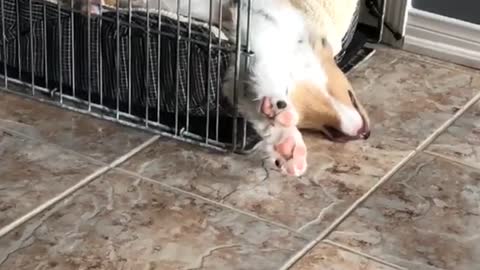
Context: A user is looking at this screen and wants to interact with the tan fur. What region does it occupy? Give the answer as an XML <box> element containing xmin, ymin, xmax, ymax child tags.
<box><xmin>288</xmin><ymin>0</ymin><xmax>370</xmax><ymax>136</ymax></box>
<box><xmin>290</xmin><ymin>0</ymin><xmax>359</xmax><ymax>55</ymax></box>
<box><xmin>290</xmin><ymin>40</ymin><xmax>370</xmax><ymax>132</ymax></box>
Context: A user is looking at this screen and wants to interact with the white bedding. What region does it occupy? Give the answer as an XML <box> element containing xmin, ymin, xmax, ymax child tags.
<box><xmin>48</xmin><ymin>0</ymin><xmax>230</xmax><ymax>41</ymax></box>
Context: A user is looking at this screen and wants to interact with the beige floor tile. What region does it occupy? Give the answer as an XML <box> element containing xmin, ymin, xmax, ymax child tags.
<box><xmin>0</xmin><ymin>92</ymin><xmax>150</xmax><ymax>163</ymax></box>
<box><xmin>328</xmin><ymin>154</ymin><xmax>480</xmax><ymax>270</ymax></box>
<box><xmin>291</xmin><ymin>242</ymin><xmax>400</xmax><ymax>270</ymax></box>
<box><xmin>350</xmin><ymin>48</ymin><xmax>479</xmax><ymax>149</ymax></box>
<box><xmin>0</xmin><ymin>171</ymin><xmax>306</xmax><ymax>270</ymax></box>
<box><xmin>0</xmin><ymin>131</ymin><xmax>99</xmax><ymax>228</ymax></box>
<box><xmin>427</xmin><ymin>100</ymin><xmax>480</xmax><ymax>165</ymax></box>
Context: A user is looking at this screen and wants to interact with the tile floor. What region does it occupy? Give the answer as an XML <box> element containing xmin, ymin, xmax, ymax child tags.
<box><xmin>0</xmin><ymin>47</ymin><xmax>479</xmax><ymax>270</ymax></box>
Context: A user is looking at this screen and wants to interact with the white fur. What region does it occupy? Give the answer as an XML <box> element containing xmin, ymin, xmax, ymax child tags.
<box><xmin>239</xmin><ymin>1</ymin><xmax>324</xmax><ymax>97</ymax></box>
<box><xmin>331</xmin><ymin>98</ymin><xmax>363</xmax><ymax>136</ymax></box>
<box><xmin>98</xmin><ymin>0</ymin><xmax>363</xmax><ymax>137</ymax></box>
<box><xmin>105</xmin><ymin>0</ymin><xmax>328</xmax><ymax>98</ymax></box>
<box><xmin>121</xmin><ymin>0</ymin><xmax>331</xmax><ymax>115</ymax></box>
<box><xmin>159</xmin><ymin>0</ymin><xmax>327</xmax><ymax>94</ymax></box>
<box><xmin>160</xmin><ymin>0</ymin><xmax>327</xmax><ymax>130</ymax></box>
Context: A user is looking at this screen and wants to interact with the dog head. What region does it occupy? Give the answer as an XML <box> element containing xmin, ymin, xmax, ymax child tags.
<box><xmin>290</xmin><ymin>38</ymin><xmax>370</xmax><ymax>142</ymax></box>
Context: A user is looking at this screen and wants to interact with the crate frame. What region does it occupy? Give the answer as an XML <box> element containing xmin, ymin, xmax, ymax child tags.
<box><xmin>0</xmin><ymin>0</ymin><xmax>382</xmax><ymax>154</ymax></box>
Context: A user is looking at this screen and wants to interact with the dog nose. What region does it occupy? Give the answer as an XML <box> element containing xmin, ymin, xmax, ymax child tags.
<box><xmin>276</xmin><ymin>100</ymin><xmax>287</xmax><ymax>109</ymax></box>
<box><xmin>357</xmin><ymin>122</ymin><xmax>370</xmax><ymax>140</ymax></box>
<box><xmin>360</xmin><ymin>130</ymin><xmax>371</xmax><ymax>139</ymax></box>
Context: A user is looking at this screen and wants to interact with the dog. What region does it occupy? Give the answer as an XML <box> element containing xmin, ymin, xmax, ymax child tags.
<box><xmin>168</xmin><ymin>0</ymin><xmax>370</xmax><ymax>164</ymax></box>
<box><xmin>74</xmin><ymin>0</ymin><xmax>370</xmax><ymax>176</ymax></box>
<box><xmin>156</xmin><ymin>0</ymin><xmax>371</xmax><ymax>143</ymax></box>
<box><xmin>167</xmin><ymin>0</ymin><xmax>320</xmax><ymax>176</ymax></box>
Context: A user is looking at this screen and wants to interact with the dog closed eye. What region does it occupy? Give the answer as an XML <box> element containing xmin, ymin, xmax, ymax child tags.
<box><xmin>348</xmin><ymin>90</ymin><xmax>358</xmax><ymax>109</ymax></box>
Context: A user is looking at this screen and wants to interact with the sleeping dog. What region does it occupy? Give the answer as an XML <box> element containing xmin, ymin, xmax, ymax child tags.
<box><xmin>76</xmin><ymin>0</ymin><xmax>370</xmax><ymax>176</ymax></box>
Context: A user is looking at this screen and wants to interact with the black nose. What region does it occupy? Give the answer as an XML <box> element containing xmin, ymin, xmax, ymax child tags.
<box><xmin>276</xmin><ymin>100</ymin><xmax>287</xmax><ymax>109</ymax></box>
<box><xmin>356</xmin><ymin>122</ymin><xmax>371</xmax><ymax>140</ymax></box>
<box><xmin>323</xmin><ymin>125</ymin><xmax>371</xmax><ymax>142</ymax></box>
<box><xmin>360</xmin><ymin>130</ymin><xmax>371</xmax><ymax>140</ymax></box>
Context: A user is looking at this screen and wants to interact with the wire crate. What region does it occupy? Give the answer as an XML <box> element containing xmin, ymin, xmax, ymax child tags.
<box><xmin>0</xmin><ymin>0</ymin><xmax>381</xmax><ymax>153</ymax></box>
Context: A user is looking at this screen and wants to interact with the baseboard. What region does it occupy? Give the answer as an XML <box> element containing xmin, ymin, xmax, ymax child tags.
<box><xmin>404</xmin><ymin>8</ymin><xmax>480</xmax><ymax>69</ymax></box>
<box><xmin>382</xmin><ymin>0</ymin><xmax>410</xmax><ymax>47</ymax></box>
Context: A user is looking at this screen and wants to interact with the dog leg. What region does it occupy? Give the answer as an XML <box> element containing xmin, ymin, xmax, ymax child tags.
<box><xmin>229</xmin><ymin>84</ymin><xmax>308</xmax><ymax>177</ymax></box>
<box><xmin>259</xmin><ymin>96</ymin><xmax>307</xmax><ymax>177</ymax></box>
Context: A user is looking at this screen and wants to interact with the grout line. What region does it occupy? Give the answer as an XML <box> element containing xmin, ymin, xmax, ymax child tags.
<box><xmin>323</xmin><ymin>240</ymin><xmax>408</xmax><ymax>270</ymax></box>
<box><xmin>423</xmin><ymin>150</ymin><xmax>480</xmax><ymax>172</ymax></box>
<box><xmin>2</xmin><ymin>92</ymin><xmax>477</xmax><ymax>268</ymax></box>
<box><xmin>0</xmin><ymin>123</ymin><xmax>400</xmax><ymax>268</ymax></box>
<box><xmin>113</xmin><ymin>166</ymin><xmax>308</xmax><ymax>238</ymax></box>
<box><xmin>278</xmin><ymin>91</ymin><xmax>480</xmax><ymax>270</ymax></box>
<box><xmin>0</xmin><ymin>135</ymin><xmax>160</xmax><ymax>238</ymax></box>
<box><xmin>0</xmin><ymin>128</ymin><xmax>406</xmax><ymax>270</ymax></box>
<box><xmin>0</xmin><ymin>125</ymin><xmax>308</xmax><ymax>239</ymax></box>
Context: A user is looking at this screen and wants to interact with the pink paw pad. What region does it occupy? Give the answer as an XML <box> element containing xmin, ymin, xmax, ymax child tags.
<box><xmin>273</xmin><ymin>129</ymin><xmax>307</xmax><ymax>177</ymax></box>
<box><xmin>260</xmin><ymin>97</ymin><xmax>298</xmax><ymax>127</ymax></box>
